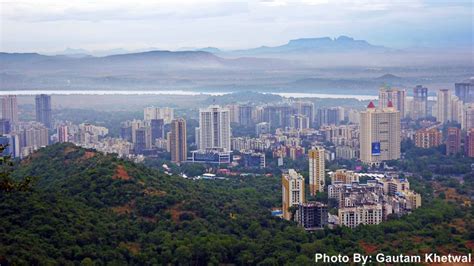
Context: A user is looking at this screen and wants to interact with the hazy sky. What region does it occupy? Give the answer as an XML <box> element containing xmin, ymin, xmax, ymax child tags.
<box><xmin>1</xmin><ymin>0</ymin><xmax>472</xmax><ymax>53</ymax></box>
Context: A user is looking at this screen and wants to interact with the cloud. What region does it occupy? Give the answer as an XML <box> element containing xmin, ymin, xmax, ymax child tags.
<box><xmin>1</xmin><ymin>1</ymin><xmax>249</xmax><ymax>22</ymax></box>
<box><xmin>0</xmin><ymin>0</ymin><xmax>472</xmax><ymax>52</ymax></box>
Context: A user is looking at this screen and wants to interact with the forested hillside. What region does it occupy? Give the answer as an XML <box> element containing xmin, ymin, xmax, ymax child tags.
<box><xmin>1</xmin><ymin>143</ymin><xmax>473</xmax><ymax>265</ymax></box>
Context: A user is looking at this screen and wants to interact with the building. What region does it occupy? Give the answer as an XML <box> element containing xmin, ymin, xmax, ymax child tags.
<box><xmin>297</xmin><ymin>202</ymin><xmax>328</xmax><ymax>230</ymax></box>
<box><xmin>411</xmin><ymin>85</ymin><xmax>428</xmax><ymax>119</ymax></box>
<box><xmin>170</xmin><ymin>118</ymin><xmax>187</xmax><ymax>164</ymax></box>
<box><xmin>134</xmin><ymin>127</ymin><xmax>152</xmax><ymax>154</ymax></box>
<box><xmin>1</xmin><ymin>95</ymin><xmax>18</xmax><ymax>125</ymax></box>
<box><xmin>282</xmin><ymin>169</ymin><xmax>305</xmax><ymax>220</ymax></box>
<box><xmin>338</xmin><ymin>204</ymin><xmax>383</xmax><ymax>228</ymax></box>
<box><xmin>226</xmin><ymin>104</ymin><xmax>240</xmax><ymax>123</ymax></box>
<box><xmin>347</xmin><ymin>109</ymin><xmax>360</xmax><ymax>124</ymax></box>
<box><xmin>335</xmin><ymin>146</ymin><xmax>358</xmax><ymax>160</ymax></box>
<box><xmin>150</xmin><ymin>119</ymin><xmax>164</xmax><ymax>143</ymax></box>
<box><xmin>330</xmin><ymin>169</ymin><xmax>359</xmax><ymax>184</ymax></box>
<box><xmin>359</xmin><ymin>101</ymin><xmax>401</xmax><ymax>165</ymax></box>
<box><xmin>446</xmin><ymin>127</ymin><xmax>461</xmax><ymax>155</ymax></box>
<box><xmin>17</xmin><ymin>122</ymin><xmax>49</xmax><ymax>157</ymax></box>
<box><xmin>293</xmin><ymin>101</ymin><xmax>314</xmax><ymax>127</ymax></box>
<box><xmin>290</xmin><ymin>114</ymin><xmax>310</xmax><ymax>130</ymax></box>
<box><xmin>414</xmin><ymin>128</ymin><xmax>442</xmax><ymax>148</ymax></box>
<box><xmin>465</xmin><ymin>129</ymin><xmax>474</xmax><ymax>158</ymax></box>
<box><xmin>379</xmin><ymin>87</ymin><xmax>406</xmax><ymax>118</ymax></box>
<box><xmin>435</xmin><ymin>89</ymin><xmax>452</xmax><ymax>124</ymax></box>
<box><xmin>316</xmin><ymin>107</ymin><xmax>344</xmax><ymax>127</ymax></box>
<box><xmin>57</xmin><ymin>125</ymin><xmax>69</xmax><ymax>143</ymax></box>
<box><xmin>450</xmin><ymin>96</ymin><xmax>463</xmax><ymax>123</ymax></box>
<box><xmin>462</xmin><ymin>104</ymin><xmax>474</xmax><ymax>130</ymax></box>
<box><xmin>241</xmin><ymin>152</ymin><xmax>265</xmax><ymax>168</ymax></box>
<box><xmin>308</xmin><ymin>147</ymin><xmax>325</xmax><ymax>195</ymax></box>
<box><xmin>455</xmin><ymin>78</ymin><xmax>474</xmax><ymax>103</ymax></box>
<box><xmin>198</xmin><ymin>105</ymin><xmax>231</xmax><ymax>151</ymax></box>
<box><xmin>320</xmin><ymin>124</ymin><xmax>359</xmax><ymax>146</ymax></box>
<box><xmin>144</xmin><ymin>107</ymin><xmax>174</xmax><ymax>124</ymax></box>
<box><xmin>238</xmin><ymin>105</ymin><xmax>253</xmax><ymax>126</ymax></box>
<box><xmin>35</xmin><ymin>94</ymin><xmax>52</xmax><ymax>128</ymax></box>
<box><xmin>256</xmin><ymin>122</ymin><xmax>271</xmax><ymax>136</ymax></box>
<box><xmin>0</xmin><ymin>119</ymin><xmax>11</xmax><ymax>135</ymax></box>
<box><xmin>2</xmin><ymin>133</ymin><xmax>20</xmax><ymax>158</ymax></box>
<box><xmin>190</xmin><ymin>149</ymin><xmax>232</xmax><ymax>164</ymax></box>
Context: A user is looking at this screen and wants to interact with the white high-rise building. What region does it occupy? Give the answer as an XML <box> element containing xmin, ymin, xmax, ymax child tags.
<box><xmin>282</xmin><ymin>169</ymin><xmax>305</xmax><ymax>220</ymax></box>
<box><xmin>308</xmin><ymin>146</ymin><xmax>325</xmax><ymax>195</ymax></box>
<box><xmin>360</xmin><ymin>101</ymin><xmax>401</xmax><ymax>165</ymax></box>
<box><xmin>1</xmin><ymin>95</ymin><xmax>18</xmax><ymax>125</ymax></box>
<box><xmin>144</xmin><ymin>107</ymin><xmax>174</xmax><ymax>124</ymax></box>
<box><xmin>198</xmin><ymin>105</ymin><xmax>231</xmax><ymax>151</ymax></box>
<box><xmin>436</xmin><ymin>89</ymin><xmax>452</xmax><ymax>124</ymax></box>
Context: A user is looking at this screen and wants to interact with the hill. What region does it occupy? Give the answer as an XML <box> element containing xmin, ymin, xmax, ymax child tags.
<box><xmin>229</xmin><ymin>36</ymin><xmax>388</xmax><ymax>56</ymax></box>
<box><xmin>1</xmin><ymin>143</ymin><xmax>473</xmax><ymax>264</ymax></box>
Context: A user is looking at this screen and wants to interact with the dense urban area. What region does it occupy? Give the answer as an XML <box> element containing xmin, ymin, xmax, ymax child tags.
<box><xmin>0</xmin><ymin>79</ymin><xmax>473</xmax><ymax>264</ymax></box>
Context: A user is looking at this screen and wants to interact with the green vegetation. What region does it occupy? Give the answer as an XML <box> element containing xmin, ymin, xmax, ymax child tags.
<box><xmin>1</xmin><ymin>143</ymin><xmax>473</xmax><ymax>264</ymax></box>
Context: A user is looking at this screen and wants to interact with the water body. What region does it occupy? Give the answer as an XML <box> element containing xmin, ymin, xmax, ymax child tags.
<box><xmin>0</xmin><ymin>90</ymin><xmax>379</xmax><ymax>100</ymax></box>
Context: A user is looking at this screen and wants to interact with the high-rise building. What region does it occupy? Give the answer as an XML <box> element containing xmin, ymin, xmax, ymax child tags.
<box><xmin>359</xmin><ymin>101</ymin><xmax>401</xmax><ymax>165</ymax></box>
<box><xmin>455</xmin><ymin>78</ymin><xmax>474</xmax><ymax>103</ymax></box>
<box><xmin>297</xmin><ymin>202</ymin><xmax>328</xmax><ymax>230</ymax></box>
<box><xmin>238</xmin><ymin>105</ymin><xmax>253</xmax><ymax>126</ymax></box>
<box><xmin>35</xmin><ymin>94</ymin><xmax>52</xmax><ymax>128</ymax></box>
<box><xmin>450</xmin><ymin>96</ymin><xmax>463</xmax><ymax>123</ymax></box>
<box><xmin>226</xmin><ymin>104</ymin><xmax>240</xmax><ymax>123</ymax></box>
<box><xmin>446</xmin><ymin>127</ymin><xmax>461</xmax><ymax>155</ymax></box>
<box><xmin>462</xmin><ymin>104</ymin><xmax>474</xmax><ymax>130</ymax></box>
<box><xmin>170</xmin><ymin>118</ymin><xmax>187</xmax><ymax>164</ymax></box>
<box><xmin>316</xmin><ymin>107</ymin><xmax>344</xmax><ymax>127</ymax></box>
<box><xmin>293</xmin><ymin>101</ymin><xmax>314</xmax><ymax>127</ymax></box>
<box><xmin>436</xmin><ymin>89</ymin><xmax>452</xmax><ymax>124</ymax></box>
<box><xmin>465</xmin><ymin>129</ymin><xmax>474</xmax><ymax>158</ymax></box>
<box><xmin>133</xmin><ymin>127</ymin><xmax>151</xmax><ymax>154</ymax></box>
<box><xmin>1</xmin><ymin>95</ymin><xmax>18</xmax><ymax>125</ymax></box>
<box><xmin>18</xmin><ymin>122</ymin><xmax>49</xmax><ymax>156</ymax></box>
<box><xmin>262</xmin><ymin>105</ymin><xmax>296</xmax><ymax>128</ymax></box>
<box><xmin>0</xmin><ymin>119</ymin><xmax>11</xmax><ymax>135</ymax></box>
<box><xmin>308</xmin><ymin>146</ymin><xmax>325</xmax><ymax>195</ymax></box>
<box><xmin>282</xmin><ymin>169</ymin><xmax>305</xmax><ymax>220</ymax></box>
<box><xmin>290</xmin><ymin>114</ymin><xmax>310</xmax><ymax>130</ymax></box>
<box><xmin>379</xmin><ymin>87</ymin><xmax>406</xmax><ymax>118</ymax></box>
<box><xmin>144</xmin><ymin>107</ymin><xmax>174</xmax><ymax>124</ymax></box>
<box><xmin>198</xmin><ymin>105</ymin><xmax>231</xmax><ymax>151</ymax></box>
<box><xmin>414</xmin><ymin>128</ymin><xmax>442</xmax><ymax>148</ymax></box>
<box><xmin>3</xmin><ymin>133</ymin><xmax>20</xmax><ymax>158</ymax></box>
<box><xmin>411</xmin><ymin>85</ymin><xmax>428</xmax><ymax>119</ymax></box>
<box><xmin>256</xmin><ymin>122</ymin><xmax>270</xmax><ymax>136</ymax></box>
<box><xmin>150</xmin><ymin>119</ymin><xmax>164</xmax><ymax>142</ymax></box>
<box><xmin>57</xmin><ymin>125</ymin><xmax>69</xmax><ymax>143</ymax></box>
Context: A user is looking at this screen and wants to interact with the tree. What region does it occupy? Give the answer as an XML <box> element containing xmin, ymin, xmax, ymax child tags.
<box><xmin>0</xmin><ymin>144</ymin><xmax>35</xmax><ymax>192</ymax></box>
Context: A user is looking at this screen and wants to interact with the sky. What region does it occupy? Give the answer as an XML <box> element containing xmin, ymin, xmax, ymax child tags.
<box><xmin>0</xmin><ymin>0</ymin><xmax>472</xmax><ymax>53</ymax></box>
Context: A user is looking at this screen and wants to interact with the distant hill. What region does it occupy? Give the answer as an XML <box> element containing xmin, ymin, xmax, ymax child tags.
<box><xmin>229</xmin><ymin>36</ymin><xmax>388</xmax><ymax>56</ymax></box>
<box><xmin>375</xmin><ymin>73</ymin><xmax>402</xmax><ymax>81</ymax></box>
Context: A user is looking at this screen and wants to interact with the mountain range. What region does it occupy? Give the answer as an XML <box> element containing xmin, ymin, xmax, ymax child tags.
<box><xmin>0</xmin><ymin>36</ymin><xmax>471</xmax><ymax>92</ymax></box>
<box><xmin>52</xmin><ymin>36</ymin><xmax>388</xmax><ymax>57</ymax></box>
